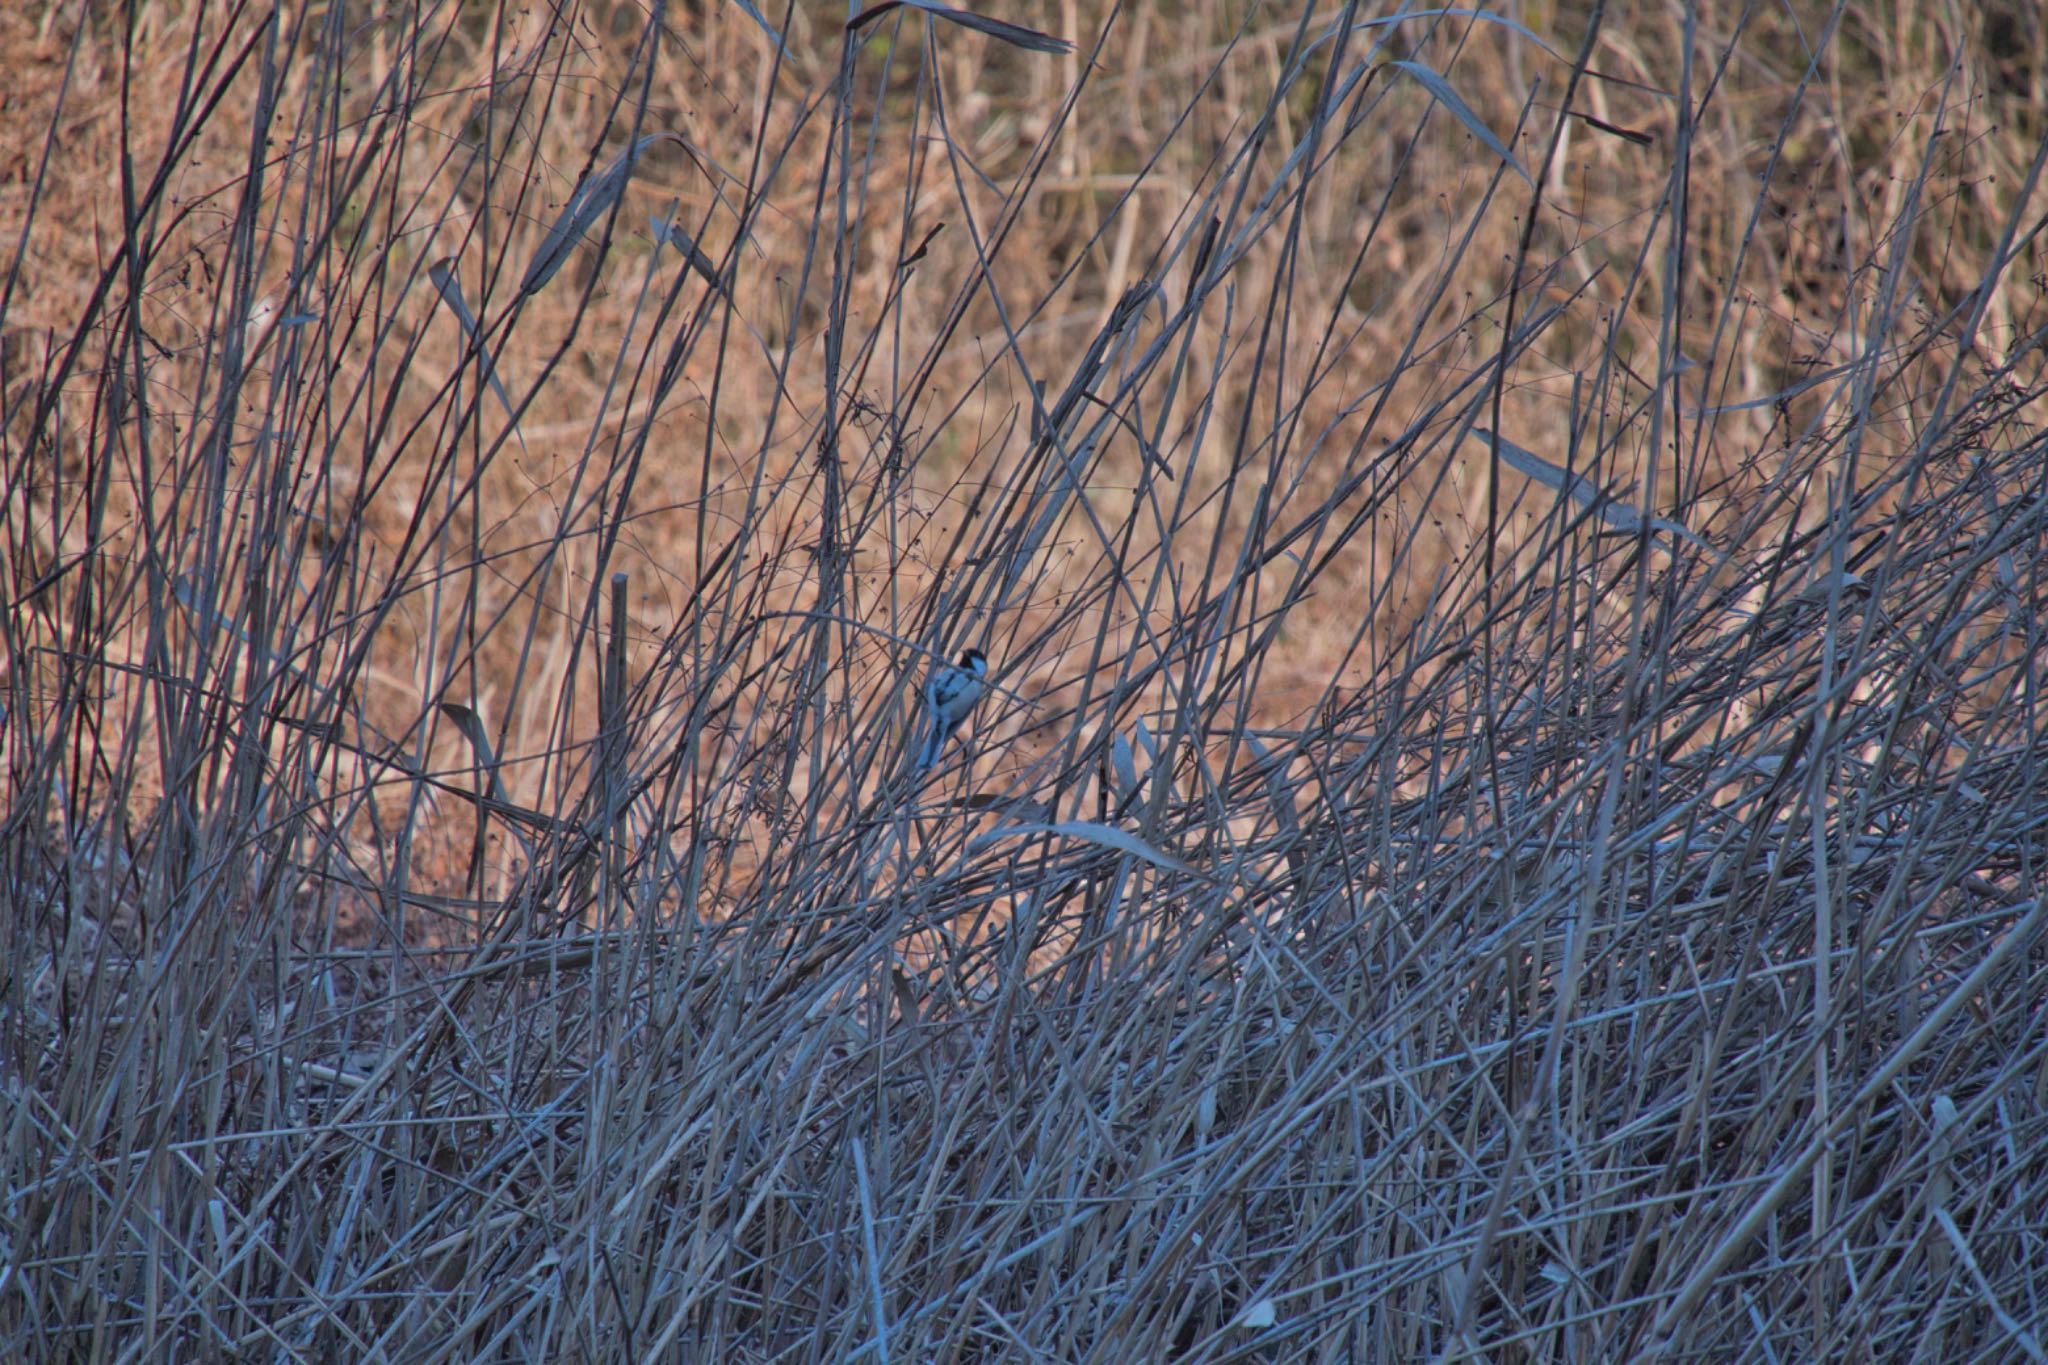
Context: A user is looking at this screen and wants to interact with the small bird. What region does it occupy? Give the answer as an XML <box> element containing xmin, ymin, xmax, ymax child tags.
<box><xmin>916</xmin><ymin>648</ymin><xmax>988</xmax><ymax>773</ymax></box>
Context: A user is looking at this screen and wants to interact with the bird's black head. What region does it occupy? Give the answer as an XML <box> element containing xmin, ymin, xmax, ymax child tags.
<box><xmin>959</xmin><ymin>648</ymin><xmax>987</xmax><ymax>673</ymax></box>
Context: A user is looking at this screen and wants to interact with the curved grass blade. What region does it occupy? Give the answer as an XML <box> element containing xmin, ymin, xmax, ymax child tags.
<box><xmin>426</xmin><ymin>257</ymin><xmax>524</xmax><ymax>447</ymax></box>
<box><xmin>650</xmin><ymin>207</ymin><xmax>729</xmax><ymax>297</ymax></box>
<box><xmin>1472</xmin><ymin>428</ymin><xmax>1711</xmax><ymax>552</ymax></box>
<box><xmin>523</xmin><ymin>132</ymin><xmax>685</xmax><ymax>296</ymax></box>
<box><xmin>727</xmin><ymin>0</ymin><xmax>791</xmax><ymax>56</ymax></box>
<box><xmin>438</xmin><ymin>701</ymin><xmax>537</xmax><ymax>861</ymax></box>
<box><xmin>1389</xmin><ymin>60</ymin><xmax>1535</xmax><ymax>190</ymax></box>
<box><xmin>848</xmin><ymin>0</ymin><xmax>1072</xmax><ymax>54</ymax></box>
<box><xmin>1350</xmin><ymin>9</ymin><xmax>1564</xmax><ymax>64</ymax></box>
<box><xmin>972</xmin><ymin>819</ymin><xmax>1204</xmax><ymax>879</ymax></box>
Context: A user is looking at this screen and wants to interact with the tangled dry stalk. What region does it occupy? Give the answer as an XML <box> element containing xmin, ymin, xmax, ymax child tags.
<box><xmin>4</xmin><ymin>0</ymin><xmax>2047</xmax><ymax>1359</ymax></box>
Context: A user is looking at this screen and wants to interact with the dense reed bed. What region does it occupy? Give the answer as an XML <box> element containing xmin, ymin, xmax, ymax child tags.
<box><xmin>4</xmin><ymin>1</ymin><xmax>2046</xmax><ymax>1358</ymax></box>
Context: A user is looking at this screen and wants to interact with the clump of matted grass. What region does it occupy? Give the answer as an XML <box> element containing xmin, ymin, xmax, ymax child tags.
<box><xmin>5</xmin><ymin>0</ymin><xmax>2047</xmax><ymax>1359</ymax></box>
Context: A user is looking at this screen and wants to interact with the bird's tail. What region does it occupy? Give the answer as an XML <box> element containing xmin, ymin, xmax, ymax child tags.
<box><xmin>913</xmin><ymin>719</ymin><xmax>941</xmax><ymax>773</ymax></box>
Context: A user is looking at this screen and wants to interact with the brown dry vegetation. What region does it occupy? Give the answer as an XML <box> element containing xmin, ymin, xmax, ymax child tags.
<box><xmin>5</xmin><ymin>0</ymin><xmax>2048</xmax><ymax>1358</ymax></box>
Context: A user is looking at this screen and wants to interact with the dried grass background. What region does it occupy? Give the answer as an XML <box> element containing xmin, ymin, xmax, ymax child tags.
<box><xmin>5</xmin><ymin>0</ymin><xmax>2048</xmax><ymax>1358</ymax></box>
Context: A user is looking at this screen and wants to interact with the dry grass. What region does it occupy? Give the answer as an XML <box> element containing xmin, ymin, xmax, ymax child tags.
<box><xmin>5</xmin><ymin>0</ymin><xmax>2048</xmax><ymax>1358</ymax></box>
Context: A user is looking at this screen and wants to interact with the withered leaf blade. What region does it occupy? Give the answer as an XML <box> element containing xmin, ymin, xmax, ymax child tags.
<box><xmin>1472</xmin><ymin>428</ymin><xmax>1710</xmax><ymax>553</ymax></box>
<box><xmin>426</xmin><ymin>258</ymin><xmax>524</xmax><ymax>444</ymax></box>
<box><xmin>649</xmin><ymin>209</ymin><xmax>729</xmax><ymax>297</ymax></box>
<box><xmin>1388</xmin><ymin>59</ymin><xmax>1535</xmax><ymax>190</ymax></box>
<box><xmin>522</xmin><ymin>132</ymin><xmax>684</xmax><ymax>296</ymax></box>
<box><xmin>727</xmin><ymin>0</ymin><xmax>791</xmax><ymax>56</ymax></box>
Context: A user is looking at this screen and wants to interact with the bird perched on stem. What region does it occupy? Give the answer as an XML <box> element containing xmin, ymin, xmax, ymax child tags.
<box><xmin>916</xmin><ymin>648</ymin><xmax>987</xmax><ymax>773</ymax></box>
